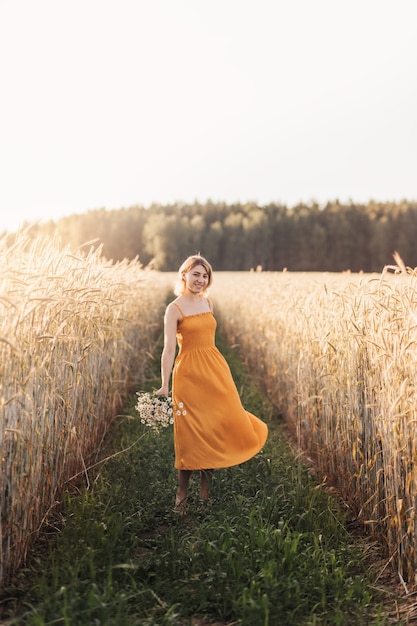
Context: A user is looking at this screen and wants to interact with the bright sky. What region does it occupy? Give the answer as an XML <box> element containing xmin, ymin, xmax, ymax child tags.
<box><xmin>1</xmin><ymin>0</ymin><xmax>416</xmax><ymax>233</ymax></box>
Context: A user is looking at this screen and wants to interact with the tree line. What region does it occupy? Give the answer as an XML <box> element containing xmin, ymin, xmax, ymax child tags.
<box><xmin>17</xmin><ymin>199</ymin><xmax>417</xmax><ymax>272</ymax></box>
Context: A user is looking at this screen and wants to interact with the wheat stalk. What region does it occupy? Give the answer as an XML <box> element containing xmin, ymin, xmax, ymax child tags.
<box><xmin>212</xmin><ymin>265</ymin><xmax>417</xmax><ymax>586</ymax></box>
<box><xmin>0</xmin><ymin>232</ymin><xmax>171</xmax><ymax>583</ymax></box>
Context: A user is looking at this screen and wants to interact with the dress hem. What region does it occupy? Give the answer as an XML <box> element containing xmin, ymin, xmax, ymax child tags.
<box><xmin>174</xmin><ymin>445</ymin><xmax>267</xmax><ymax>471</ymax></box>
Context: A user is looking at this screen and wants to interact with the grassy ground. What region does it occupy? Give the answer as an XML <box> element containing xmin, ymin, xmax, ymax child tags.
<box><xmin>0</xmin><ymin>330</ymin><xmax>396</xmax><ymax>625</ymax></box>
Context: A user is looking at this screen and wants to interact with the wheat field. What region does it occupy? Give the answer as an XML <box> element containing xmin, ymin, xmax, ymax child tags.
<box><xmin>211</xmin><ymin>264</ymin><xmax>417</xmax><ymax>588</ymax></box>
<box><xmin>3</xmin><ymin>233</ymin><xmax>417</xmax><ymax>590</ymax></box>
<box><xmin>0</xmin><ymin>232</ymin><xmax>171</xmax><ymax>584</ymax></box>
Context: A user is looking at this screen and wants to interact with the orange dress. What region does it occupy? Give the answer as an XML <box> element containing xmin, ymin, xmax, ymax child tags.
<box><xmin>172</xmin><ymin>302</ymin><xmax>268</xmax><ymax>470</ymax></box>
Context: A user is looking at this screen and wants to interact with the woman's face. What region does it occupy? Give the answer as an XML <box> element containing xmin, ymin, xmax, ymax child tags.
<box><xmin>183</xmin><ymin>264</ymin><xmax>209</xmax><ymax>295</ymax></box>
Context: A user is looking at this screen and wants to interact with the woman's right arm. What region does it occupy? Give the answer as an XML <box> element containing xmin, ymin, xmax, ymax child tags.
<box><xmin>155</xmin><ymin>304</ymin><xmax>179</xmax><ymax>396</ymax></box>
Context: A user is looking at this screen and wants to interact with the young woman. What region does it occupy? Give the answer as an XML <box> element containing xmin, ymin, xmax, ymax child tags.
<box><xmin>156</xmin><ymin>255</ymin><xmax>268</xmax><ymax>513</ymax></box>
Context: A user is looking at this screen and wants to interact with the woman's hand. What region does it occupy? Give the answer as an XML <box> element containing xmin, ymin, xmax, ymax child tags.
<box><xmin>155</xmin><ymin>386</ymin><xmax>169</xmax><ymax>397</ymax></box>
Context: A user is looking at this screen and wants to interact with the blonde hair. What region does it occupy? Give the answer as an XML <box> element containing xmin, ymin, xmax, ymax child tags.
<box><xmin>174</xmin><ymin>255</ymin><xmax>213</xmax><ymax>296</ymax></box>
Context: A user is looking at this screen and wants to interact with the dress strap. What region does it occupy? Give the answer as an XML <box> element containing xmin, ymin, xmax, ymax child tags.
<box><xmin>173</xmin><ymin>301</ymin><xmax>185</xmax><ymax>319</ymax></box>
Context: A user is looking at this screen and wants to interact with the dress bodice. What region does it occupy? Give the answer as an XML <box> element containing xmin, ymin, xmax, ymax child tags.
<box><xmin>176</xmin><ymin>312</ymin><xmax>217</xmax><ymax>354</ymax></box>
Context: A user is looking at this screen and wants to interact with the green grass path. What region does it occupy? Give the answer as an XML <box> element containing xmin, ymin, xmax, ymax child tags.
<box><xmin>0</xmin><ymin>330</ymin><xmax>393</xmax><ymax>625</ymax></box>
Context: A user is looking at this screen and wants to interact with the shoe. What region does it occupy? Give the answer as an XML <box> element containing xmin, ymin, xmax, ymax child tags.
<box><xmin>173</xmin><ymin>495</ymin><xmax>187</xmax><ymax>516</ymax></box>
<box><xmin>198</xmin><ymin>498</ymin><xmax>211</xmax><ymax>513</ymax></box>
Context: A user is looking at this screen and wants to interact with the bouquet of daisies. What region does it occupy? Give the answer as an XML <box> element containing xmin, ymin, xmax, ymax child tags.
<box><xmin>135</xmin><ymin>391</ymin><xmax>174</xmax><ymax>433</ymax></box>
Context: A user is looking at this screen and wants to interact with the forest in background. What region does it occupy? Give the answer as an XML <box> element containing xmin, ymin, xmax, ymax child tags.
<box><xmin>9</xmin><ymin>199</ymin><xmax>417</xmax><ymax>272</ymax></box>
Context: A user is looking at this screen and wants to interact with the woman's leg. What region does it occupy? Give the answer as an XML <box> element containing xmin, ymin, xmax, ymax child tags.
<box><xmin>176</xmin><ymin>469</ymin><xmax>192</xmax><ymax>503</ymax></box>
<box><xmin>199</xmin><ymin>469</ymin><xmax>214</xmax><ymax>501</ymax></box>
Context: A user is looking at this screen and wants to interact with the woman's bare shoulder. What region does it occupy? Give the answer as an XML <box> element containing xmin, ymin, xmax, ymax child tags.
<box><xmin>165</xmin><ymin>299</ymin><xmax>182</xmax><ymax>319</ymax></box>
